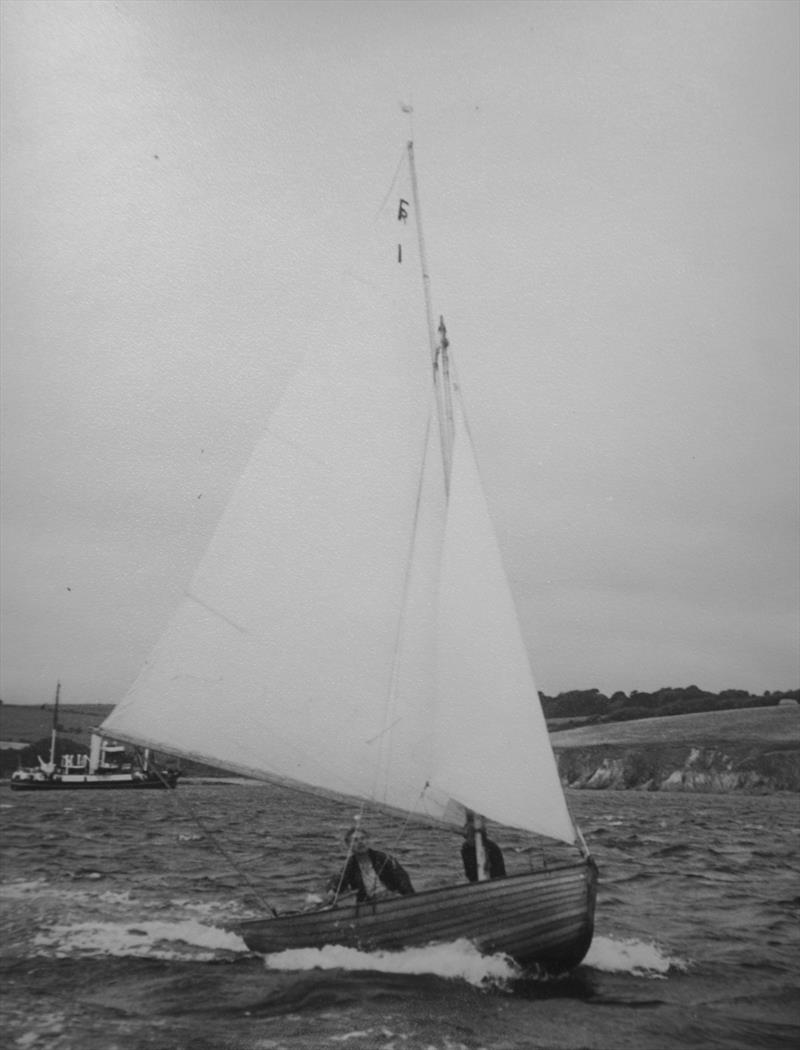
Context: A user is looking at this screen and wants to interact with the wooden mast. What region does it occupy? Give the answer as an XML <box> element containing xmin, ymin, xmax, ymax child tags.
<box><xmin>406</xmin><ymin>141</ymin><xmax>454</xmax><ymax>491</ymax></box>
<box><xmin>407</xmin><ymin>142</ymin><xmax>487</xmax><ymax>882</ymax></box>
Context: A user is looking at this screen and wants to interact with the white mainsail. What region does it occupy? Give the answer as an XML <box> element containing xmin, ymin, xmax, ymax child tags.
<box><xmin>101</xmin><ymin>145</ymin><xmax>576</xmax><ymax>846</ymax></box>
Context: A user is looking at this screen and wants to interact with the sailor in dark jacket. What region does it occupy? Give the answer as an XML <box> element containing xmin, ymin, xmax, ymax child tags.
<box><xmin>461</xmin><ymin>819</ymin><xmax>506</xmax><ymax>882</ymax></box>
<box><xmin>326</xmin><ymin>826</ymin><xmax>415</xmax><ymax>902</ymax></box>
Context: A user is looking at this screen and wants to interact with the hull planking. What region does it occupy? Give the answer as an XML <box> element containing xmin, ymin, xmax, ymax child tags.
<box><xmin>240</xmin><ymin>858</ymin><xmax>597</xmax><ymax>972</ymax></box>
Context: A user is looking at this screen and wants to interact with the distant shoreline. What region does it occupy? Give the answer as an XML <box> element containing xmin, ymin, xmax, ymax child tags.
<box><xmin>2</xmin><ymin>702</ymin><xmax>798</xmax><ymax>793</ymax></box>
<box><xmin>551</xmin><ymin>705</ymin><xmax>800</xmax><ymax>792</ymax></box>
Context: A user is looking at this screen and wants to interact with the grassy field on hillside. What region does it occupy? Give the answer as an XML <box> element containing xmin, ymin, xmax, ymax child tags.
<box><xmin>550</xmin><ymin>704</ymin><xmax>800</xmax><ymax>750</ymax></box>
<box><xmin>3</xmin><ymin>701</ymin><xmax>798</xmax><ymax>752</ymax></box>
<box><xmin>0</xmin><ymin>704</ymin><xmax>113</xmax><ymax>745</ymax></box>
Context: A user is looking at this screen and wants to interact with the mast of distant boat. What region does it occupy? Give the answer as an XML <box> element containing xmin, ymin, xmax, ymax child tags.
<box><xmin>48</xmin><ymin>681</ymin><xmax>60</xmax><ymax>772</ymax></box>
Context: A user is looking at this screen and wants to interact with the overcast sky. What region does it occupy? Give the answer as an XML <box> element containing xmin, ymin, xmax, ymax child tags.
<box><xmin>1</xmin><ymin>0</ymin><xmax>798</xmax><ymax>706</ymax></box>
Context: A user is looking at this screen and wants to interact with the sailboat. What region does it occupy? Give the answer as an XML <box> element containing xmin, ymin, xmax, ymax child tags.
<box><xmin>98</xmin><ymin>141</ymin><xmax>597</xmax><ymax>970</ymax></box>
<box><xmin>10</xmin><ymin>683</ymin><xmax>179</xmax><ymax>791</ymax></box>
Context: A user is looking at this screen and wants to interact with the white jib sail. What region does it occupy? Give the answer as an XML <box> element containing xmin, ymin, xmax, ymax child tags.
<box><xmin>432</xmin><ymin>397</ymin><xmax>575</xmax><ymax>843</ymax></box>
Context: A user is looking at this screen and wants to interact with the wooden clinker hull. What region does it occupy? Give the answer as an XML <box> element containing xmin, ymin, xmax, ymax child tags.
<box><xmin>240</xmin><ymin>857</ymin><xmax>597</xmax><ymax>972</ymax></box>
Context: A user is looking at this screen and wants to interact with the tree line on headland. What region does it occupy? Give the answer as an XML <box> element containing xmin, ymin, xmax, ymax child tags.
<box><xmin>541</xmin><ymin>685</ymin><xmax>799</xmax><ymax>727</ymax></box>
<box><xmin>1</xmin><ymin>687</ymin><xmax>797</xmax><ymax>782</ymax></box>
<box><xmin>1</xmin><ymin>685</ymin><xmax>799</xmax><ymax>729</ymax></box>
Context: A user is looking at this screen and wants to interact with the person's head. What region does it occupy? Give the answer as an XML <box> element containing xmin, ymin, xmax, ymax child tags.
<box><xmin>345</xmin><ymin>826</ymin><xmax>370</xmax><ymax>855</ymax></box>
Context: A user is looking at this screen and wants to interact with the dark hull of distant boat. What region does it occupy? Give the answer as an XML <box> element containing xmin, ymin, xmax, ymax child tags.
<box><xmin>240</xmin><ymin>857</ymin><xmax>597</xmax><ymax>972</ymax></box>
<box><xmin>9</xmin><ymin>771</ymin><xmax>179</xmax><ymax>791</ymax></box>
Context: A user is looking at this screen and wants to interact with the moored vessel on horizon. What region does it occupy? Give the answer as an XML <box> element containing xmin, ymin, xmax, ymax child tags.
<box><xmin>9</xmin><ymin>683</ymin><xmax>179</xmax><ymax>791</ymax></box>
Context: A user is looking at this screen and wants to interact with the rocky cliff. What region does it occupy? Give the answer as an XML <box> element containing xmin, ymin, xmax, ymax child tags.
<box><xmin>555</xmin><ymin>743</ymin><xmax>800</xmax><ymax>792</ymax></box>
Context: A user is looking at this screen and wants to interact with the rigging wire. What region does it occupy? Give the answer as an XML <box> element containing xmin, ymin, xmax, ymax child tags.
<box><xmin>328</xmin><ymin>806</ymin><xmax>364</xmax><ymax>904</ymax></box>
<box><xmin>385</xmin><ymin>782</ymin><xmax>431</xmax><ymax>859</ymax></box>
<box><xmin>371</xmin><ymin>409</ymin><xmax>436</xmax><ymax>807</ymax></box>
<box><xmin>371</xmin><ymin>146</ymin><xmax>407</xmax><ymax>226</ymax></box>
<box><xmin>152</xmin><ymin>765</ymin><xmax>278</xmax><ymax>916</ymax></box>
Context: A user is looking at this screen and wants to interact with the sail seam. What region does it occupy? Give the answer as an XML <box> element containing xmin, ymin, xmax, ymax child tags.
<box><xmin>264</xmin><ymin>424</ymin><xmax>333</xmax><ymax>472</ymax></box>
<box><xmin>184</xmin><ymin>592</ymin><xmax>249</xmax><ymax>634</ymax></box>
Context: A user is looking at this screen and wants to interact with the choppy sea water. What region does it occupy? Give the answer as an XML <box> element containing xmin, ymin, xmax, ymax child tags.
<box><xmin>1</xmin><ymin>783</ymin><xmax>797</xmax><ymax>1050</ymax></box>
